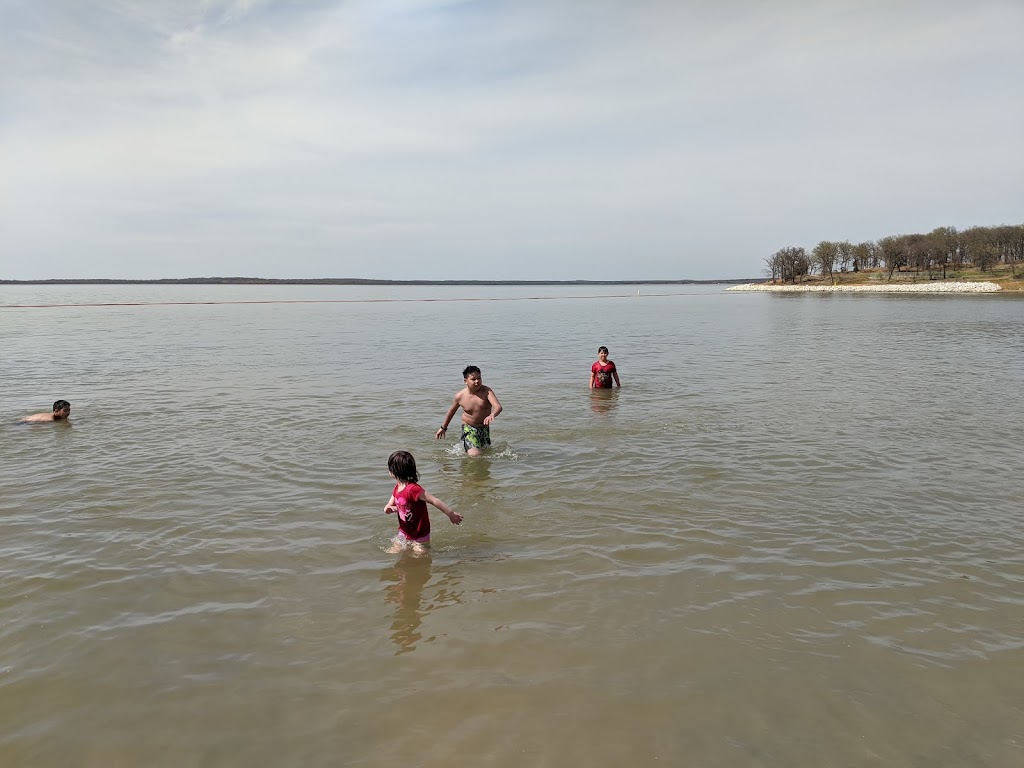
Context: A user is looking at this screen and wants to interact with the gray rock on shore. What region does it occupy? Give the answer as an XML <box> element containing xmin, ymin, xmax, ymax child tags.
<box><xmin>726</xmin><ymin>281</ymin><xmax>1001</xmax><ymax>293</ymax></box>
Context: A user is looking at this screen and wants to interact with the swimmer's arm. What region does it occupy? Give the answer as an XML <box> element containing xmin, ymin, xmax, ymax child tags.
<box><xmin>482</xmin><ymin>388</ymin><xmax>502</xmax><ymax>425</ymax></box>
<box><xmin>589</xmin><ymin>370</ymin><xmax>597</xmax><ymax>388</ymax></box>
<box><xmin>423</xmin><ymin>491</ymin><xmax>462</xmax><ymax>525</ymax></box>
<box><xmin>384</xmin><ymin>494</ymin><xmax>398</xmax><ymax>514</ymax></box>
<box><xmin>612</xmin><ymin>369</ymin><xmax>621</xmax><ymax>387</ymax></box>
<box><xmin>436</xmin><ymin>396</ymin><xmax>460</xmax><ymax>439</ymax></box>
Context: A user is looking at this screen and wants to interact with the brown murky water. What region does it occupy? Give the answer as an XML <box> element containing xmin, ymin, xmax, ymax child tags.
<box><xmin>2</xmin><ymin>285</ymin><xmax>1023</xmax><ymax>766</ymax></box>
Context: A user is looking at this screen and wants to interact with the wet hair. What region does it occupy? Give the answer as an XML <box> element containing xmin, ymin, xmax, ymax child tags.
<box><xmin>597</xmin><ymin>346</ymin><xmax>609</xmax><ymax>354</ymax></box>
<box><xmin>53</xmin><ymin>400</ymin><xmax>70</xmax><ymax>412</ymax></box>
<box><xmin>463</xmin><ymin>365</ymin><xmax>481</xmax><ymax>379</ymax></box>
<box><xmin>388</xmin><ymin>450</ymin><xmax>419</xmax><ymax>483</ymax></box>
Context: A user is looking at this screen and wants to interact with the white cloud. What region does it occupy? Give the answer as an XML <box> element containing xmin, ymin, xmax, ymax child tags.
<box><xmin>2</xmin><ymin>0</ymin><xmax>1022</xmax><ymax>279</ymax></box>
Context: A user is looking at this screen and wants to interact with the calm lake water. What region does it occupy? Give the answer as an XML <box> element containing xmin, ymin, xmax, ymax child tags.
<box><xmin>2</xmin><ymin>284</ymin><xmax>1023</xmax><ymax>767</ymax></box>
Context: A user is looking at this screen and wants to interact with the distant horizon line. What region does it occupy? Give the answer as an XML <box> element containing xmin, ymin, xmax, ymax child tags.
<box><xmin>1</xmin><ymin>277</ymin><xmax>760</xmax><ymax>286</ymax></box>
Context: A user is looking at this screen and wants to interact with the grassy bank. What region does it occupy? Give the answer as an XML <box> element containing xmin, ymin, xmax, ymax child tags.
<box><xmin>776</xmin><ymin>264</ymin><xmax>1024</xmax><ymax>291</ymax></box>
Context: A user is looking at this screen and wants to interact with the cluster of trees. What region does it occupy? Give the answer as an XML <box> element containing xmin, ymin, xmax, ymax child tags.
<box><xmin>765</xmin><ymin>224</ymin><xmax>1024</xmax><ymax>283</ymax></box>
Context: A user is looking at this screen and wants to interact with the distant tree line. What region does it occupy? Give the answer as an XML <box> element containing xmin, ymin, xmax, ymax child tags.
<box><xmin>765</xmin><ymin>224</ymin><xmax>1024</xmax><ymax>283</ymax></box>
<box><xmin>0</xmin><ymin>277</ymin><xmax>755</xmax><ymax>286</ymax></box>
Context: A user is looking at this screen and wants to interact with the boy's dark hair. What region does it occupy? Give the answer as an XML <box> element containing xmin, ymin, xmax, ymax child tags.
<box><xmin>462</xmin><ymin>365</ymin><xmax>481</xmax><ymax>379</ymax></box>
<box><xmin>388</xmin><ymin>451</ymin><xmax>419</xmax><ymax>483</ymax></box>
<box><xmin>53</xmin><ymin>400</ymin><xmax>70</xmax><ymax>412</ymax></box>
<box><xmin>597</xmin><ymin>346</ymin><xmax>609</xmax><ymax>354</ymax></box>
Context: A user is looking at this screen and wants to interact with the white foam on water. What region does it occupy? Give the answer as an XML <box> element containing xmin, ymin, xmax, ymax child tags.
<box><xmin>440</xmin><ymin>440</ymin><xmax>519</xmax><ymax>461</ymax></box>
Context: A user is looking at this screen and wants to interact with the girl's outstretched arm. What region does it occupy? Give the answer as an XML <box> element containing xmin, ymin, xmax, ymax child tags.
<box><xmin>422</xmin><ymin>490</ymin><xmax>462</xmax><ymax>525</ymax></box>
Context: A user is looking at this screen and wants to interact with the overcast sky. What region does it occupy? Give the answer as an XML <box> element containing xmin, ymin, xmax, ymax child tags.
<box><xmin>2</xmin><ymin>0</ymin><xmax>1021</xmax><ymax>280</ymax></box>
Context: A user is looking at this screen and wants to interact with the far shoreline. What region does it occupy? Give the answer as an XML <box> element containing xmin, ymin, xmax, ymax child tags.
<box><xmin>0</xmin><ymin>277</ymin><xmax>757</xmax><ymax>286</ymax></box>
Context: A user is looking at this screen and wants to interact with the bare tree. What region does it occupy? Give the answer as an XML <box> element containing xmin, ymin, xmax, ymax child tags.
<box><xmin>852</xmin><ymin>241</ymin><xmax>878</xmax><ymax>272</ymax></box>
<box><xmin>836</xmin><ymin>241</ymin><xmax>854</xmax><ymax>273</ymax></box>
<box><xmin>962</xmin><ymin>227</ymin><xmax>997</xmax><ymax>272</ymax></box>
<box><xmin>769</xmin><ymin>247</ymin><xmax>810</xmax><ymax>283</ymax></box>
<box><xmin>930</xmin><ymin>227</ymin><xmax>958</xmax><ymax>278</ymax></box>
<box><xmin>957</xmin><ymin>228</ymin><xmax>979</xmax><ymax>267</ymax></box>
<box><xmin>878</xmin><ymin>236</ymin><xmax>909</xmax><ymax>280</ymax></box>
<box><xmin>909</xmin><ymin>233</ymin><xmax>945</xmax><ymax>279</ymax></box>
<box><xmin>811</xmin><ymin>241</ymin><xmax>839</xmax><ymax>282</ymax></box>
<box><xmin>992</xmin><ymin>224</ymin><xmax>1024</xmax><ymax>270</ymax></box>
<box><xmin>1005</xmin><ymin>225</ymin><xmax>1024</xmax><ymax>274</ymax></box>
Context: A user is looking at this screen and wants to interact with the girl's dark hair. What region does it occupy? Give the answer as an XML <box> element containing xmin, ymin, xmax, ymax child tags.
<box><xmin>388</xmin><ymin>451</ymin><xmax>419</xmax><ymax>483</ymax></box>
<box><xmin>597</xmin><ymin>346</ymin><xmax>609</xmax><ymax>354</ymax></box>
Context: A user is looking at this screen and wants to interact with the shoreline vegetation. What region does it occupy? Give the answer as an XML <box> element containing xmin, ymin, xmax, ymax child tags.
<box><xmin>729</xmin><ymin>263</ymin><xmax>1023</xmax><ymax>293</ymax></box>
<box><xmin>751</xmin><ymin>223</ymin><xmax>1024</xmax><ymax>292</ymax></box>
<box><xmin>0</xmin><ymin>278</ymin><xmax>756</xmax><ymax>286</ymax></box>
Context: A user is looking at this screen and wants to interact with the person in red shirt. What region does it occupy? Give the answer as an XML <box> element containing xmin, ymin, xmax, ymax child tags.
<box><xmin>383</xmin><ymin>450</ymin><xmax>462</xmax><ymax>554</ymax></box>
<box><xmin>589</xmin><ymin>346</ymin><xmax>621</xmax><ymax>389</ymax></box>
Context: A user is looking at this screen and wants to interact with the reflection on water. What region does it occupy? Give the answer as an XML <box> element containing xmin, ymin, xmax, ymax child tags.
<box><xmin>381</xmin><ymin>552</ymin><xmax>432</xmax><ymax>655</ymax></box>
<box><xmin>438</xmin><ymin>449</ymin><xmax>493</xmax><ymax>491</ymax></box>
<box><xmin>589</xmin><ymin>388</ymin><xmax>620</xmax><ymax>416</ymax></box>
<box><xmin>380</xmin><ymin>553</ymin><xmax>465</xmax><ymax>655</ymax></box>
<box><xmin>14</xmin><ymin>419</ymin><xmax>74</xmax><ymax>430</ymax></box>
<box><xmin>457</xmin><ymin>452</ymin><xmax>493</xmax><ymax>486</ymax></box>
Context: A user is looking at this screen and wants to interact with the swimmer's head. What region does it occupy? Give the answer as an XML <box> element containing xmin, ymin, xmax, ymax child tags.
<box><xmin>52</xmin><ymin>400</ymin><xmax>71</xmax><ymax>419</ymax></box>
<box><xmin>597</xmin><ymin>346</ymin><xmax>609</xmax><ymax>355</ymax></box>
<box><xmin>388</xmin><ymin>450</ymin><xmax>419</xmax><ymax>484</ymax></box>
<box><xmin>463</xmin><ymin>365</ymin><xmax>483</xmax><ymax>391</ymax></box>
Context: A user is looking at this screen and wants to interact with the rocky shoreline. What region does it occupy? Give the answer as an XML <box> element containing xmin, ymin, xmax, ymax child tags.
<box><xmin>726</xmin><ymin>281</ymin><xmax>1001</xmax><ymax>293</ymax></box>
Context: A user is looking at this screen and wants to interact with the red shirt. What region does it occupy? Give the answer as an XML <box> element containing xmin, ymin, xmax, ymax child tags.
<box><xmin>393</xmin><ymin>482</ymin><xmax>430</xmax><ymax>542</ymax></box>
<box><xmin>591</xmin><ymin>360</ymin><xmax>617</xmax><ymax>388</ymax></box>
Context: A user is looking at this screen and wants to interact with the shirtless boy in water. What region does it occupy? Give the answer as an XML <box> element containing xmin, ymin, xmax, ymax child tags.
<box><xmin>20</xmin><ymin>400</ymin><xmax>71</xmax><ymax>423</ymax></box>
<box><xmin>435</xmin><ymin>366</ymin><xmax>502</xmax><ymax>456</ymax></box>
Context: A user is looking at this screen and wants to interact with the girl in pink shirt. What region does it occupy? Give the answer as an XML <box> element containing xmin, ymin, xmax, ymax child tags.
<box><xmin>384</xmin><ymin>451</ymin><xmax>462</xmax><ymax>554</ymax></box>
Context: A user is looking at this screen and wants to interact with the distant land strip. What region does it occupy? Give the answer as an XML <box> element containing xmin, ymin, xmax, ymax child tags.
<box><xmin>0</xmin><ymin>277</ymin><xmax>758</xmax><ymax>286</ymax></box>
